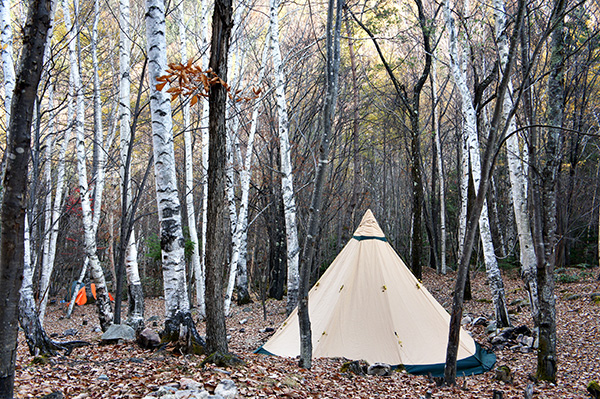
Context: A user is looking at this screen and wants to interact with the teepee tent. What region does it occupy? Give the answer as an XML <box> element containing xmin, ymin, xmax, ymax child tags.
<box><xmin>256</xmin><ymin>210</ymin><xmax>495</xmax><ymax>376</ymax></box>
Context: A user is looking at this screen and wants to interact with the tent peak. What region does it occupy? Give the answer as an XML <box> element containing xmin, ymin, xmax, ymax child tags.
<box><xmin>353</xmin><ymin>209</ymin><xmax>386</xmax><ymax>238</ymax></box>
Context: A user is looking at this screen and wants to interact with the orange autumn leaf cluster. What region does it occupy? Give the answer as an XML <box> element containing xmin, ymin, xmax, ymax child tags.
<box><xmin>156</xmin><ymin>60</ymin><xmax>262</xmax><ymax>106</ymax></box>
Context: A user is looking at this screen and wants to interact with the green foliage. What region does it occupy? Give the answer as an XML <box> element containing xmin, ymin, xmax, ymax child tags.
<box><xmin>145</xmin><ymin>233</ymin><xmax>162</xmax><ymax>262</ymax></box>
<box><xmin>145</xmin><ymin>229</ymin><xmax>196</xmax><ymax>264</ymax></box>
<box><xmin>498</xmin><ymin>254</ymin><xmax>520</xmax><ymax>271</ymax></box>
<box><xmin>557</xmin><ymin>273</ymin><xmax>579</xmax><ymax>284</ymax></box>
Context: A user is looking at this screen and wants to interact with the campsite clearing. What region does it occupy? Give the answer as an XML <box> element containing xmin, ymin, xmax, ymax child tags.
<box><xmin>14</xmin><ymin>268</ymin><xmax>599</xmax><ymax>398</ymax></box>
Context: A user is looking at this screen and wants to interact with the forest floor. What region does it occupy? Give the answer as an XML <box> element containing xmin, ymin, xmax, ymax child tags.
<box><xmin>14</xmin><ymin>265</ymin><xmax>600</xmax><ymax>398</ymax></box>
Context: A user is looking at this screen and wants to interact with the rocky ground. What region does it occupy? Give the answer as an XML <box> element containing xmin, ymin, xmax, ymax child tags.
<box><xmin>14</xmin><ymin>266</ymin><xmax>600</xmax><ymax>398</ymax></box>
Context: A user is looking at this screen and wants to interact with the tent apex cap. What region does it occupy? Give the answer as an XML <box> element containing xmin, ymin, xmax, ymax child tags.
<box><xmin>353</xmin><ymin>209</ymin><xmax>386</xmax><ymax>238</ymax></box>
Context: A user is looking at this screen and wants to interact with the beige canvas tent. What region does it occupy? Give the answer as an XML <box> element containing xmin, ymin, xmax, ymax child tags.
<box><xmin>256</xmin><ymin>210</ymin><xmax>495</xmax><ymax>376</ymax></box>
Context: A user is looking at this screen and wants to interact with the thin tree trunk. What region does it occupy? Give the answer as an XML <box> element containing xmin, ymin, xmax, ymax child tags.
<box><xmin>444</xmin><ymin>0</ymin><xmax>509</xmax><ymax>327</ymax></box>
<box><xmin>0</xmin><ymin>0</ymin><xmax>52</xmax><ymax>394</ymax></box>
<box><xmin>224</xmin><ymin>37</ymin><xmax>270</xmax><ymax>314</ymax></box>
<box><xmin>118</xmin><ymin>0</ymin><xmax>144</xmax><ymax>330</ymax></box>
<box><xmin>178</xmin><ymin>6</ymin><xmax>203</xmax><ymax>316</ymax></box>
<box><xmin>0</xmin><ymin>0</ymin><xmax>15</xmax><ymax>122</ymax></box>
<box><xmin>431</xmin><ymin>53</ymin><xmax>447</xmax><ymax>274</ymax></box>
<box><xmin>197</xmin><ymin>0</ymin><xmax>211</xmax><ymax>318</ymax></box>
<box><xmin>268</xmin><ymin>0</ymin><xmax>301</xmax><ymax>315</ymax></box>
<box><xmin>532</xmin><ymin>0</ymin><xmax>566</xmax><ymax>383</ymax></box>
<box><xmin>298</xmin><ymin>0</ymin><xmax>343</xmax><ymax>369</ymax></box>
<box><xmin>495</xmin><ymin>0</ymin><xmax>538</xmax><ymax>318</ymax></box>
<box><xmin>65</xmin><ymin>0</ymin><xmax>113</xmax><ymax>332</ymax></box>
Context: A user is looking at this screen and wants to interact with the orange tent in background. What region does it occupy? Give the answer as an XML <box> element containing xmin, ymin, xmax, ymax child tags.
<box><xmin>73</xmin><ymin>283</ymin><xmax>114</xmax><ymax>306</ymax></box>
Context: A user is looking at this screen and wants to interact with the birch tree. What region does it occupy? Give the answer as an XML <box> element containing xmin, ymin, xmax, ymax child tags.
<box><xmin>0</xmin><ymin>0</ymin><xmax>14</xmax><ymax>123</ymax></box>
<box><xmin>495</xmin><ymin>0</ymin><xmax>538</xmax><ymax>317</ymax></box>
<box><xmin>178</xmin><ymin>3</ymin><xmax>203</xmax><ymax>319</ymax></box>
<box><xmin>443</xmin><ymin>0</ymin><xmax>526</xmax><ymax>384</ymax></box>
<box><xmin>224</xmin><ymin>35</ymin><xmax>270</xmax><ymax>315</ymax></box>
<box><xmin>0</xmin><ymin>0</ymin><xmax>52</xmax><ymax>394</ymax></box>
<box><xmin>269</xmin><ymin>0</ymin><xmax>300</xmax><ymax>314</ymax></box>
<box><xmin>64</xmin><ymin>0</ymin><xmax>113</xmax><ymax>332</ymax></box>
<box><xmin>298</xmin><ymin>0</ymin><xmax>343</xmax><ymax>369</ymax></box>
<box><xmin>118</xmin><ymin>0</ymin><xmax>144</xmax><ymax>330</ymax></box>
<box><xmin>146</xmin><ymin>0</ymin><xmax>204</xmax><ymax>351</ymax></box>
<box><xmin>444</xmin><ymin>0</ymin><xmax>510</xmax><ymax>328</ymax></box>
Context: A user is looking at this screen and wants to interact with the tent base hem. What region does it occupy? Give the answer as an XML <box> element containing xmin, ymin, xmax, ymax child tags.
<box><xmin>253</xmin><ymin>342</ymin><xmax>496</xmax><ymax>377</ymax></box>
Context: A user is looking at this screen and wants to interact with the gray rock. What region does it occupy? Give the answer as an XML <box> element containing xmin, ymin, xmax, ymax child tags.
<box><xmin>101</xmin><ymin>324</ymin><xmax>136</xmax><ymax>342</ymax></box>
<box><xmin>239</xmin><ymin>318</ymin><xmax>247</xmax><ymax>325</ymax></box>
<box><xmin>367</xmin><ymin>362</ymin><xmax>392</xmax><ymax>376</ymax></box>
<box><xmin>471</xmin><ymin>316</ymin><xmax>488</xmax><ymax>326</ymax></box>
<box><xmin>214</xmin><ymin>379</ymin><xmax>237</xmax><ymax>399</ymax></box>
<box><xmin>523</xmin><ymin>336</ymin><xmax>534</xmax><ymax>347</ymax></box>
<box><xmin>147</xmin><ymin>315</ymin><xmax>161</xmax><ymax>322</ymax></box>
<box><xmin>156</xmin><ymin>386</ymin><xmax>178</xmax><ymax>397</ymax></box>
<box><xmin>485</xmin><ymin>321</ymin><xmax>498</xmax><ymax>334</ymax></box>
<box><xmin>461</xmin><ymin>315</ymin><xmax>472</xmax><ymax>325</ymax></box>
<box><xmin>180</xmin><ymin>378</ymin><xmax>203</xmax><ymax>391</ymax></box>
<box><xmin>97</xmin><ymin>374</ymin><xmax>109</xmax><ymax>381</ymax></box>
<box><xmin>138</xmin><ymin>328</ymin><xmax>161</xmax><ymax>349</ymax></box>
<box><xmin>175</xmin><ymin>390</ymin><xmax>210</xmax><ymax>399</ymax></box>
<box><xmin>491</xmin><ymin>335</ymin><xmax>506</xmax><ymax>345</ymax></box>
<box><xmin>39</xmin><ymin>391</ymin><xmax>65</xmax><ymax>399</ymax></box>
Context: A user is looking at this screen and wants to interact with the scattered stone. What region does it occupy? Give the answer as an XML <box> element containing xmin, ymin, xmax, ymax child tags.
<box><xmin>147</xmin><ymin>315</ymin><xmax>161</xmax><ymax>322</ymax></box>
<box><xmin>180</xmin><ymin>378</ymin><xmax>203</xmax><ymax>391</ymax></box>
<box><xmin>82</xmin><ymin>319</ymin><xmax>88</xmax><ymax>326</ymax></box>
<box><xmin>156</xmin><ymin>386</ymin><xmax>178</xmax><ymax>397</ymax></box>
<box><xmin>259</xmin><ymin>327</ymin><xmax>274</xmax><ymax>333</ymax></box>
<box><xmin>138</xmin><ymin>328</ymin><xmax>161</xmax><ymax>349</ymax></box>
<box><xmin>214</xmin><ymin>379</ymin><xmax>237</xmax><ymax>399</ymax></box>
<box><xmin>239</xmin><ymin>328</ymin><xmax>245</xmax><ymax>333</ymax></box>
<box><xmin>97</xmin><ymin>374</ymin><xmax>109</xmax><ymax>381</ymax></box>
<box><xmin>367</xmin><ymin>362</ymin><xmax>392</xmax><ymax>376</ymax></box>
<box><xmin>461</xmin><ymin>315</ymin><xmax>472</xmax><ymax>325</ymax></box>
<box><xmin>243</xmin><ymin>307</ymin><xmax>252</xmax><ymax>312</ymax></box>
<box><xmin>471</xmin><ymin>316</ymin><xmax>488</xmax><ymax>326</ymax></box>
<box><xmin>101</xmin><ymin>324</ymin><xmax>136</xmax><ymax>343</ymax></box>
<box><xmin>340</xmin><ymin>360</ymin><xmax>367</xmax><ymax>375</ymax></box>
<box><xmin>485</xmin><ymin>321</ymin><xmax>498</xmax><ymax>334</ymax></box>
<box><xmin>494</xmin><ymin>365</ymin><xmax>512</xmax><ymax>383</ymax></box>
<box><xmin>523</xmin><ymin>336</ymin><xmax>534</xmax><ymax>347</ymax></box>
<box><xmin>92</xmin><ymin>326</ymin><xmax>102</xmax><ymax>333</ymax></box>
<box><xmin>239</xmin><ymin>318</ymin><xmax>247</xmax><ymax>325</ymax></box>
<box><xmin>39</xmin><ymin>392</ymin><xmax>65</xmax><ymax>399</ymax></box>
<box><xmin>566</xmin><ymin>294</ymin><xmax>580</xmax><ymax>300</ymax></box>
<box><xmin>491</xmin><ymin>335</ymin><xmax>506</xmax><ymax>345</ymax></box>
<box><xmin>129</xmin><ymin>357</ymin><xmax>144</xmax><ymax>364</ymax></box>
<box><xmin>63</xmin><ymin>328</ymin><xmax>78</xmax><ymax>337</ymax></box>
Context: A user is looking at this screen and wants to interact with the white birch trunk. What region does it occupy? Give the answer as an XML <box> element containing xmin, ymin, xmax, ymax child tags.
<box><xmin>494</xmin><ymin>0</ymin><xmax>538</xmax><ymax>317</ymax></box>
<box><xmin>224</xmin><ymin>36</ymin><xmax>270</xmax><ymax>315</ymax></box>
<box><xmin>0</xmin><ymin>0</ymin><xmax>15</xmax><ymax>122</ymax></box>
<box><xmin>431</xmin><ymin>53</ymin><xmax>447</xmax><ymax>274</ymax></box>
<box><xmin>38</xmin><ymin>85</ymin><xmax>55</xmax><ymax>324</ymax></box>
<box><xmin>445</xmin><ymin>0</ymin><xmax>510</xmax><ymax>327</ymax></box>
<box><xmin>64</xmin><ymin>0</ymin><xmax>113</xmax><ymax>331</ymax></box>
<box><xmin>197</xmin><ymin>0</ymin><xmax>210</xmax><ymax>317</ymax></box>
<box><xmin>269</xmin><ymin>0</ymin><xmax>300</xmax><ymax>314</ymax></box>
<box><xmin>91</xmin><ymin>0</ymin><xmax>106</xmax><ymax>238</ymax></box>
<box><xmin>178</xmin><ymin>7</ymin><xmax>203</xmax><ymax>316</ymax></box>
<box><xmin>119</xmin><ymin>0</ymin><xmax>144</xmax><ymax>328</ymax></box>
<box><xmin>146</xmin><ymin>0</ymin><xmax>190</xmax><ymax>321</ymax></box>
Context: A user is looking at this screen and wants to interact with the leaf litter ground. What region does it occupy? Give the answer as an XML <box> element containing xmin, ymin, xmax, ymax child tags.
<box><xmin>14</xmin><ymin>267</ymin><xmax>600</xmax><ymax>398</ymax></box>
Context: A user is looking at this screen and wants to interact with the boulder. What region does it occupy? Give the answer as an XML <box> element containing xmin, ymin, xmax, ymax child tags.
<box><xmin>101</xmin><ymin>324</ymin><xmax>136</xmax><ymax>343</ymax></box>
<box><xmin>367</xmin><ymin>363</ymin><xmax>392</xmax><ymax>376</ymax></box>
<box><xmin>214</xmin><ymin>379</ymin><xmax>237</xmax><ymax>399</ymax></box>
<box><xmin>138</xmin><ymin>328</ymin><xmax>161</xmax><ymax>349</ymax></box>
<box><xmin>180</xmin><ymin>378</ymin><xmax>203</xmax><ymax>391</ymax></box>
<box><xmin>340</xmin><ymin>360</ymin><xmax>367</xmax><ymax>375</ymax></box>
